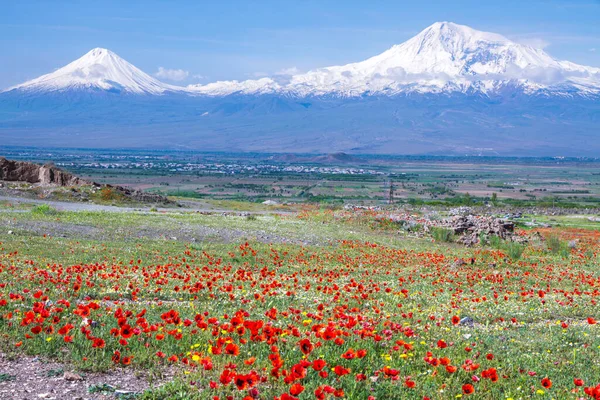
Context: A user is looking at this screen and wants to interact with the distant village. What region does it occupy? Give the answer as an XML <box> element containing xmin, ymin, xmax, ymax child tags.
<box><xmin>55</xmin><ymin>161</ymin><xmax>386</xmax><ymax>176</ymax></box>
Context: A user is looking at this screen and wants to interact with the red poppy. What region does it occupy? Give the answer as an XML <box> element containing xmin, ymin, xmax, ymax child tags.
<box><xmin>462</xmin><ymin>384</ymin><xmax>475</xmax><ymax>395</ymax></box>
<box><xmin>225</xmin><ymin>343</ymin><xmax>240</xmax><ymax>356</ymax></box>
<box><xmin>290</xmin><ymin>383</ymin><xmax>304</xmax><ymax>396</ymax></box>
<box><xmin>313</xmin><ymin>359</ymin><xmax>326</xmax><ymax>371</ymax></box>
<box><xmin>298</xmin><ymin>339</ymin><xmax>313</xmax><ymax>355</ymax></box>
<box><xmin>541</xmin><ymin>377</ymin><xmax>552</xmax><ymax>389</ymax></box>
<box><xmin>120</xmin><ymin>325</ymin><xmax>134</xmax><ymax>339</ymax></box>
<box><xmin>333</xmin><ymin>365</ymin><xmax>350</xmax><ymax>376</ymax></box>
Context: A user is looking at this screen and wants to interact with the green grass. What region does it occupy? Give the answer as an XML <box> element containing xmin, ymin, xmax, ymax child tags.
<box><xmin>31</xmin><ymin>204</ymin><xmax>59</xmax><ymax>216</ymax></box>
<box><xmin>430</xmin><ymin>226</ymin><xmax>454</xmax><ymax>242</ymax></box>
<box><xmin>0</xmin><ymin>204</ymin><xmax>598</xmax><ymax>399</ymax></box>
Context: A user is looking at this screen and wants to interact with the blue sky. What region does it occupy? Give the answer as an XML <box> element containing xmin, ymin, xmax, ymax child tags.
<box><xmin>2</xmin><ymin>0</ymin><xmax>600</xmax><ymax>88</ymax></box>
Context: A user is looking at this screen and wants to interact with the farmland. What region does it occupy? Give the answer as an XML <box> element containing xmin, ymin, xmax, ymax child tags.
<box><xmin>3</xmin><ymin>147</ymin><xmax>600</xmax><ymax>208</ymax></box>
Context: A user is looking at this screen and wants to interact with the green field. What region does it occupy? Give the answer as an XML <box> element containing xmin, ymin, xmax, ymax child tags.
<box><xmin>0</xmin><ymin>202</ymin><xmax>599</xmax><ymax>399</ymax></box>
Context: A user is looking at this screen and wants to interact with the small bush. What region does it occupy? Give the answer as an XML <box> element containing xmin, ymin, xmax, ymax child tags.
<box><xmin>478</xmin><ymin>232</ymin><xmax>488</xmax><ymax>246</ymax></box>
<box><xmin>246</xmin><ymin>214</ymin><xmax>257</xmax><ymax>221</ymax></box>
<box><xmin>431</xmin><ymin>227</ymin><xmax>453</xmax><ymax>243</ymax></box>
<box><xmin>100</xmin><ymin>187</ymin><xmax>119</xmax><ymax>202</ymax></box>
<box><xmin>504</xmin><ymin>242</ymin><xmax>525</xmax><ymax>260</ymax></box>
<box><xmin>32</xmin><ymin>204</ymin><xmax>58</xmax><ymax>216</ymax></box>
<box><xmin>546</xmin><ymin>235</ymin><xmax>562</xmax><ymax>254</ymax></box>
<box><xmin>489</xmin><ymin>235</ymin><xmax>502</xmax><ymax>249</ymax></box>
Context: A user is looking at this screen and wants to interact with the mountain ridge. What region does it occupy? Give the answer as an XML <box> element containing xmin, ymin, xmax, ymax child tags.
<box><xmin>5</xmin><ymin>22</ymin><xmax>600</xmax><ymax>98</ymax></box>
<box><xmin>1</xmin><ymin>22</ymin><xmax>599</xmax><ymax>157</ymax></box>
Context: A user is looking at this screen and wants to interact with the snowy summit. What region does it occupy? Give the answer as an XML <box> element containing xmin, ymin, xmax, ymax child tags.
<box><xmin>8</xmin><ymin>48</ymin><xmax>181</xmax><ymax>95</ymax></box>
<box><xmin>190</xmin><ymin>22</ymin><xmax>600</xmax><ymax>97</ymax></box>
<box><xmin>6</xmin><ymin>23</ymin><xmax>600</xmax><ymax>98</ymax></box>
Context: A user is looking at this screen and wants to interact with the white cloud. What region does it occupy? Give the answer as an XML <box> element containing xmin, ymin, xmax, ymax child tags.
<box><xmin>590</xmin><ymin>48</ymin><xmax>597</xmax><ymax>52</ymax></box>
<box><xmin>154</xmin><ymin>67</ymin><xmax>189</xmax><ymax>81</ymax></box>
<box><xmin>275</xmin><ymin>66</ymin><xmax>301</xmax><ymax>76</ymax></box>
<box><xmin>192</xmin><ymin>74</ymin><xmax>207</xmax><ymax>80</ymax></box>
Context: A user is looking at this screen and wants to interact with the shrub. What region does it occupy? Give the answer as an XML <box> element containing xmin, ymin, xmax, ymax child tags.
<box><xmin>546</xmin><ymin>235</ymin><xmax>562</xmax><ymax>254</ymax></box>
<box><xmin>100</xmin><ymin>187</ymin><xmax>118</xmax><ymax>201</ymax></box>
<box><xmin>504</xmin><ymin>242</ymin><xmax>525</xmax><ymax>260</ymax></box>
<box><xmin>31</xmin><ymin>204</ymin><xmax>58</xmax><ymax>216</ymax></box>
<box><xmin>431</xmin><ymin>227</ymin><xmax>453</xmax><ymax>243</ymax></box>
<box><xmin>489</xmin><ymin>235</ymin><xmax>502</xmax><ymax>249</ymax></box>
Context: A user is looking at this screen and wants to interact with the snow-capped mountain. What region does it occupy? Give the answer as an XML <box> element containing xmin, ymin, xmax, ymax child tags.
<box><xmin>188</xmin><ymin>22</ymin><xmax>600</xmax><ymax>97</ymax></box>
<box><xmin>1</xmin><ymin>22</ymin><xmax>599</xmax><ymax>156</ymax></box>
<box><xmin>5</xmin><ymin>23</ymin><xmax>600</xmax><ymax>98</ymax></box>
<box><xmin>6</xmin><ymin>48</ymin><xmax>182</xmax><ymax>95</ymax></box>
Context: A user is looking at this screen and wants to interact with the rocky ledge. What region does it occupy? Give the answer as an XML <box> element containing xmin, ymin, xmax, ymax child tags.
<box><xmin>0</xmin><ymin>157</ymin><xmax>172</xmax><ymax>205</ymax></box>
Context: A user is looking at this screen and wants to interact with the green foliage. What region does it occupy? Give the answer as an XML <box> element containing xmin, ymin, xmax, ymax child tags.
<box><xmin>0</xmin><ymin>373</ymin><xmax>16</xmax><ymax>383</ymax></box>
<box><xmin>89</xmin><ymin>383</ymin><xmax>116</xmax><ymax>394</ymax></box>
<box><xmin>31</xmin><ymin>204</ymin><xmax>59</xmax><ymax>216</ymax></box>
<box><xmin>489</xmin><ymin>235</ymin><xmax>502</xmax><ymax>249</ymax></box>
<box><xmin>46</xmin><ymin>368</ymin><xmax>64</xmax><ymax>377</ymax></box>
<box><xmin>547</xmin><ymin>235</ymin><xmax>562</xmax><ymax>254</ymax></box>
<box><xmin>478</xmin><ymin>232</ymin><xmax>488</xmax><ymax>246</ymax></box>
<box><xmin>491</xmin><ymin>192</ymin><xmax>498</xmax><ymax>206</ymax></box>
<box><xmin>504</xmin><ymin>241</ymin><xmax>525</xmax><ymax>260</ymax></box>
<box><xmin>431</xmin><ymin>227</ymin><xmax>453</xmax><ymax>242</ymax></box>
<box><xmin>139</xmin><ymin>381</ymin><xmax>198</xmax><ymax>400</ymax></box>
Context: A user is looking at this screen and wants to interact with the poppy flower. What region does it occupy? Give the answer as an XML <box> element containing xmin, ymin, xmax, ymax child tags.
<box><xmin>574</xmin><ymin>378</ymin><xmax>584</xmax><ymax>386</ymax></box>
<box><xmin>298</xmin><ymin>339</ymin><xmax>313</xmax><ymax>355</ymax></box>
<box><xmin>290</xmin><ymin>383</ymin><xmax>304</xmax><ymax>396</ymax></box>
<box><xmin>462</xmin><ymin>384</ymin><xmax>475</xmax><ymax>395</ymax></box>
<box><xmin>541</xmin><ymin>378</ymin><xmax>552</xmax><ymax>389</ymax></box>
<box><xmin>120</xmin><ymin>325</ymin><xmax>134</xmax><ymax>339</ymax></box>
<box><xmin>334</xmin><ymin>365</ymin><xmax>350</xmax><ymax>376</ymax></box>
<box><xmin>234</xmin><ymin>375</ymin><xmax>248</xmax><ymax>390</ymax></box>
<box><xmin>313</xmin><ymin>359</ymin><xmax>326</xmax><ymax>371</ymax></box>
<box><xmin>225</xmin><ymin>343</ymin><xmax>240</xmax><ymax>356</ymax></box>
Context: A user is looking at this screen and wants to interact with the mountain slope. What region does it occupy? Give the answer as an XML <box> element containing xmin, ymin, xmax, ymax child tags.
<box><xmin>1</xmin><ymin>22</ymin><xmax>599</xmax><ymax>156</ymax></box>
<box><xmin>5</xmin><ymin>48</ymin><xmax>181</xmax><ymax>95</ymax></box>
<box><xmin>189</xmin><ymin>22</ymin><xmax>600</xmax><ymax>97</ymax></box>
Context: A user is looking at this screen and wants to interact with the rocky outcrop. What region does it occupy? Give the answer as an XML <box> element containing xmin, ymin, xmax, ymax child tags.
<box><xmin>109</xmin><ymin>185</ymin><xmax>172</xmax><ymax>204</ymax></box>
<box><xmin>0</xmin><ymin>157</ymin><xmax>172</xmax><ymax>205</ymax></box>
<box><xmin>440</xmin><ymin>215</ymin><xmax>519</xmax><ymax>246</ymax></box>
<box><xmin>0</xmin><ymin>157</ymin><xmax>93</xmax><ymax>186</ymax></box>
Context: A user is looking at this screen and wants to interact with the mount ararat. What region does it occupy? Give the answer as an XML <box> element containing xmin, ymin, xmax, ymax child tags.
<box><xmin>1</xmin><ymin>22</ymin><xmax>599</xmax><ymax>156</ymax></box>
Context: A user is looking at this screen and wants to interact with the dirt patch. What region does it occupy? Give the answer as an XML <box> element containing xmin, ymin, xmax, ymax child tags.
<box><xmin>0</xmin><ymin>353</ymin><xmax>172</xmax><ymax>399</ymax></box>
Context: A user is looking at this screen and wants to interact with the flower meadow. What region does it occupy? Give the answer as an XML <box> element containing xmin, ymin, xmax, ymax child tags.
<box><xmin>0</xmin><ymin>224</ymin><xmax>599</xmax><ymax>399</ymax></box>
